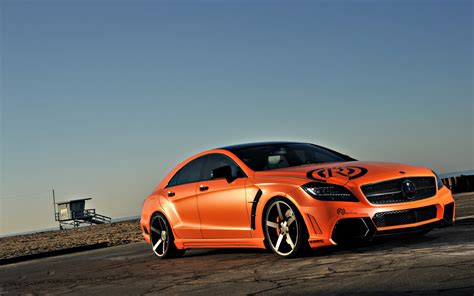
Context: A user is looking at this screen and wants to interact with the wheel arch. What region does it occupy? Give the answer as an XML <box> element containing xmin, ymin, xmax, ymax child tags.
<box><xmin>256</xmin><ymin>192</ymin><xmax>313</xmax><ymax>242</ymax></box>
<box><xmin>149</xmin><ymin>210</ymin><xmax>169</xmax><ymax>226</ymax></box>
<box><xmin>149</xmin><ymin>206</ymin><xmax>182</xmax><ymax>238</ymax></box>
<box><xmin>260</xmin><ymin>195</ymin><xmax>309</xmax><ymax>234</ymax></box>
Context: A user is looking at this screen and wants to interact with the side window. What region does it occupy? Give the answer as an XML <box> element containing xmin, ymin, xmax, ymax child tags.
<box><xmin>167</xmin><ymin>173</ymin><xmax>178</xmax><ymax>187</ymax></box>
<box><xmin>202</xmin><ymin>154</ymin><xmax>245</xmax><ymax>180</ymax></box>
<box><xmin>167</xmin><ymin>156</ymin><xmax>206</xmax><ymax>187</ymax></box>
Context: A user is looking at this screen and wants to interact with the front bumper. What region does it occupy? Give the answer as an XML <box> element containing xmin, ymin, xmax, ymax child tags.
<box><xmin>331</xmin><ymin>203</ymin><xmax>454</xmax><ymax>244</ymax></box>
<box><xmin>303</xmin><ymin>187</ymin><xmax>455</xmax><ymax>248</ymax></box>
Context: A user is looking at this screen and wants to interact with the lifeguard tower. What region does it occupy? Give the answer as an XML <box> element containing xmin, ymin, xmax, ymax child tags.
<box><xmin>52</xmin><ymin>191</ymin><xmax>111</xmax><ymax>229</ymax></box>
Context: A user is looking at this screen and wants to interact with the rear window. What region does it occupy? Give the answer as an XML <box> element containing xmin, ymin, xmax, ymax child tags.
<box><xmin>167</xmin><ymin>156</ymin><xmax>206</xmax><ymax>187</ymax></box>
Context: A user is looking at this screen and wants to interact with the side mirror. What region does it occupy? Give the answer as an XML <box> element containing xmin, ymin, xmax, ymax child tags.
<box><xmin>211</xmin><ymin>165</ymin><xmax>234</xmax><ymax>183</ymax></box>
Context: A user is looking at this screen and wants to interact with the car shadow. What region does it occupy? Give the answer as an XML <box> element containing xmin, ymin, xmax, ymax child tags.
<box><xmin>183</xmin><ymin>247</ymin><xmax>270</xmax><ymax>258</ymax></box>
<box><xmin>307</xmin><ymin>224</ymin><xmax>473</xmax><ymax>258</ymax></box>
<box><xmin>181</xmin><ymin>225</ymin><xmax>472</xmax><ymax>259</ymax></box>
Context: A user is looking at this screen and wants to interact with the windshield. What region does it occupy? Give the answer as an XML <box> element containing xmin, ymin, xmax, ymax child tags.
<box><xmin>231</xmin><ymin>143</ymin><xmax>353</xmax><ymax>171</ymax></box>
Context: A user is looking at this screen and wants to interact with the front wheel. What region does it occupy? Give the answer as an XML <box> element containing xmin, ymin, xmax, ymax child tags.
<box><xmin>263</xmin><ymin>198</ymin><xmax>308</xmax><ymax>258</ymax></box>
<box><xmin>150</xmin><ymin>213</ymin><xmax>185</xmax><ymax>259</ymax></box>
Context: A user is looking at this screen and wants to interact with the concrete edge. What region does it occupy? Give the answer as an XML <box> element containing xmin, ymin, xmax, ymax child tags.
<box><xmin>453</xmin><ymin>192</ymin><xmax>474</xmax><ymax>197</ymax></box>
<box><xmin>0</xmin><ymin>242</ymin><xmax>110</xmax><ymax>266</ymax></box>
<box><xmin>454</xmin><ymin>217</ymin><xmax>474</xmax><ymax>226</ymax></box>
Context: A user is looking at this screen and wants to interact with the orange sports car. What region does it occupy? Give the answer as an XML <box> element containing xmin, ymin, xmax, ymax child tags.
<box><xmin>140</xmin><ymin>142</ymin><xmax>455</xmax><ymax>258</ymax></box>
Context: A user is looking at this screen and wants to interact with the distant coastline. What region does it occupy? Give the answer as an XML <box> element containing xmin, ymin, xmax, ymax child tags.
<box><xmin>0</xmin><ymin>215</ymin><xmax>140</xmax><ymax>238</ymax></box>
<box><xmin>440</xmin><ymin>169</ymin><xmax>474</xmax><ymax>179</ymax></box>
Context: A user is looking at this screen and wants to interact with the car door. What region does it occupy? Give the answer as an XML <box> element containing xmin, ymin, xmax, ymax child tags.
<box><xmin>197</xmin><ymin>153</ymin><xmax>251</xmax><ymax>239</ymax></box>
<box><xmin>164</xmin><ymin>156</ymin><xmax>205</xmax><ymax>239</ymax></box>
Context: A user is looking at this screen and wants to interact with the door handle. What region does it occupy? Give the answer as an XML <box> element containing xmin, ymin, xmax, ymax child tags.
<box><xmin>167</xmin><ymin>191</ymin><xmax>175</xmax><ymax>197</ymax></box>
<box><xmin>199</xmin><ymin>185</ymin><xmax>209</xmax><ymax>191</ymax></box>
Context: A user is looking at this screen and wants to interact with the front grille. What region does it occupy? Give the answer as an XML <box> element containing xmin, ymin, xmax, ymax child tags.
<box><xmin>373</xmin><ymin>205</ymin><xmax>437</xmax><ymax>228</ymax></box>
<box><xmin>361</xmin><ymin>177</ymin><xmax>436</xmax><ymax>204</ymax></box>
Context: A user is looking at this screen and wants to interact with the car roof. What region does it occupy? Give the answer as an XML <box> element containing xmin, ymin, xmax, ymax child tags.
<box><xmin>219</xmin><ymin>141</ymin><xmax>309</xmax><ymax>152</ymax></box>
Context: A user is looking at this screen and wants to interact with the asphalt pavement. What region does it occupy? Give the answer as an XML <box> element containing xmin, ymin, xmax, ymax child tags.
<box><xmin>1</xmin><ymin>194</ymin><xmax>473</xmax><ymax>295</ymax></box>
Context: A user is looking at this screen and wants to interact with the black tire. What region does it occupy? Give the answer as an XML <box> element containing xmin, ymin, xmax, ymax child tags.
<box><xmin>150</xmin><ymin>213</ymin><xmax>185</xmax><ymax>259</ymax></box>
<box><xmin>263</xmin><ymin>197</ymin><xmax>309</xmax><ymax>258</ymax></box>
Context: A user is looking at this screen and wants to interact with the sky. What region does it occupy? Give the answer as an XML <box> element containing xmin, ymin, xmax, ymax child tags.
<box><xmin>1</xmin><ymin>0</ymin><xmax>472</xmax><ymax>235</ymax></box>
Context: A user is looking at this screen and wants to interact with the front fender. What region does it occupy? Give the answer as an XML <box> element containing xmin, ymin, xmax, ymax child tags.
<box><xmin>249</xmin><ymin>182</ymin><xmax>313</xmax><ymax>240</ymax></box>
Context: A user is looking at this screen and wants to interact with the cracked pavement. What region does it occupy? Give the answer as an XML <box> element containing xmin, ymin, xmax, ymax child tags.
<box><xmin>1</xmin><ymin>194</ymin><xmax>473</xmax><ymax>295</ymax></box>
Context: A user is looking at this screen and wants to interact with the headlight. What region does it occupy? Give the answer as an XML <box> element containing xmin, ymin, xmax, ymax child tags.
<box><xmin>432</xmin><ymin>171</ymin><xmax>444</xmax><ymax>190</ymax></box>
<box><xmin>302</xmin><ymin>182</ymin><xmax>358</xmax><ymax>202</ymax></box>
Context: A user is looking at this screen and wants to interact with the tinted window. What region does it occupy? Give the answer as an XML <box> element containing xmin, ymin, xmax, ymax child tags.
<box><xmin>167</xmin><ymin>173</ymin><xmax>178</xmax><ymax>187</ymax></box>
<box><xmin>231</xmin><ymin>143</ymin><xmax>352</xmax><ymax>171</ymax></box>
<box><xmin>167</xmin><ymin>156</ymin><xmax>205</xmax><ymax>187</ymax></box>
<box><xmin>202</xmin><ymin>154</ymin><xmax>245</xmax><ymax>180</ymax></box>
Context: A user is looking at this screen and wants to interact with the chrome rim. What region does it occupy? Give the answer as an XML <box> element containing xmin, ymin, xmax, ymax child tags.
<box><xmin>150</xmin><ymin>216</ymin><xmax>168</xmax><ymax>257</ymax></box>
<box><xmin>265</xmin><ymin>201</ymin><xmax>298</xmax><ymax>256</ymax></box>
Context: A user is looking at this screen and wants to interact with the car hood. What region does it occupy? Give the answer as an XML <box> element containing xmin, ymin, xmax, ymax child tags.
<box><xmin>253</xmin><ymin>161</ymin><xmax>434</xmax><ymax>186</ymax></box>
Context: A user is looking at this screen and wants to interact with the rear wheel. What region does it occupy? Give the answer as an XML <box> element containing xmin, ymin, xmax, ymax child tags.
<box><xmin>263</xmin><ymin>198</ymin><xmax>308</xmax><ymax>258</ymax></box>
<box><xmin>150</xmin><ymin>213</ymin><xmax>185</xmax><ymax>259</ymax></box>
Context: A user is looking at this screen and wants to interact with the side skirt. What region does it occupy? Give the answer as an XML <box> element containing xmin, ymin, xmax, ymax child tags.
<box><xmin>175</xmin><ymin>238</ymin><xmax>265</xmax><ymax>249</ymax></box>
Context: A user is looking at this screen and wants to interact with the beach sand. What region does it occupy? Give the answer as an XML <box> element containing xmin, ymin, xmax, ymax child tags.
<box><xmin>0</xmin><ymin>219</ymin><xmax>143</xmax><ymax>260</ymax></box>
